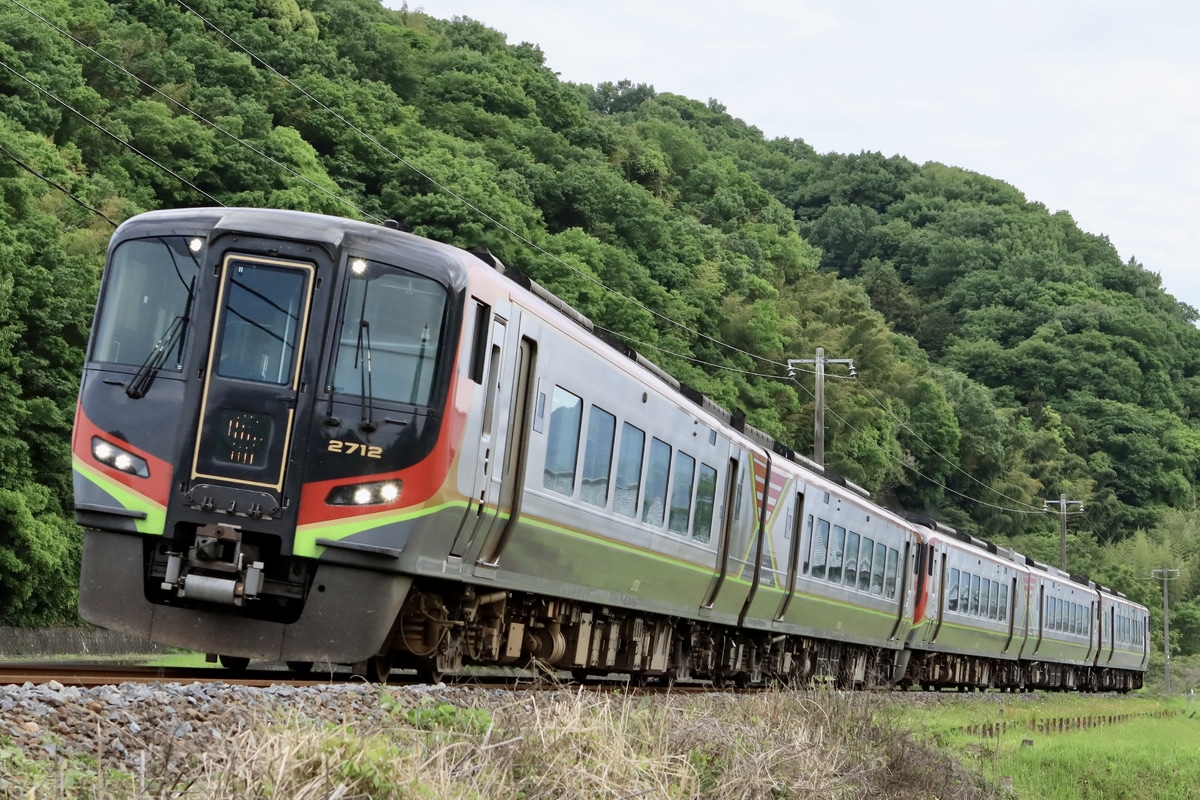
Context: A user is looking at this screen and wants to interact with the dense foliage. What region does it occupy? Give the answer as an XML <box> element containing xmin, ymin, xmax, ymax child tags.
<box><xmin>1</xmin><ymin>0</ymin><xmax>1198</xmax><ymax>653</ymax></box>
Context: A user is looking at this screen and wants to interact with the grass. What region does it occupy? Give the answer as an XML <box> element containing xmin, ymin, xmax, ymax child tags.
<box><xmin>141</xmin><ymin>650</ymin><xmax>212</xmax><ymax>668</ymax></box>
<box><xmin>0</xmin><ymin>687</ymin><xmax>988</xmax><ymax>799</ymax></box>
<box><xmin>890</xmin><ymin>692</ymin><xmax>1200</xmax><ymax>800</ymax></box>
<box><xmin>8</xmin><ymin>648</ymin><xmax>1198</xmax><ymax>799</ymax></box>
<box><xmin>998</xmin><ymin>714</ymin><xmax>1200</xmax><ymax>799</ymax></box>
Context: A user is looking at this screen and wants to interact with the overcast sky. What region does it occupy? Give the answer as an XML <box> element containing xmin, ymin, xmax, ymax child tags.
<box><xmin>403</xmin><ymin>1</ymin><xmax>1200</xmax><ymax>312</ymax></box>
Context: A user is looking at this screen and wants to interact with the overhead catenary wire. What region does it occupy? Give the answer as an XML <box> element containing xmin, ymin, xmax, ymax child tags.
<box><xmin>618</xmin><ymin>322</ymin><xmax>1053</xmax><ymax>517</ymax></box>
<box><xmin>172</xmin><ymin>0</ymin><xmax>785</xmax><ymax>372</ymax></box>
<box><xmin>11</xmin><ymin>0</ymin><xmax>1066</xmax><ymax>523</ymax></box>
<box><xmin>787</xmin><ymin>374</ymin><xmax>1047</xmax><ymax>516</ymax></box>
<box><xmin>7</xmin><ymin>0</ymin><xmax>377</xmax><ymax>224</ymax></box>
<box><xmin>0</xmin><ymin>57</ymin><xmax>224</xmax><ymax>207</ymax></box>
<box><xmin>0</xmin><ymin>142</ymin><xmax>117</xmax><ymax>227</ymax></box>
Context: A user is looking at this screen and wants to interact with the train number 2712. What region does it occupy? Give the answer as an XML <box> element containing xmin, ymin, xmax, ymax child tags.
<box><xmin>327</xmin><ymin>440</ymin><xmax>383</xmax><ymax>459</ymax></box>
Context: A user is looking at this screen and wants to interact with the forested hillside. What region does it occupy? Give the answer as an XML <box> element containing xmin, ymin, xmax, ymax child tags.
<box><xmin>2</xmin><ymin>0</ymin><xmax>1199</xmax><ymax>652</ymax></box>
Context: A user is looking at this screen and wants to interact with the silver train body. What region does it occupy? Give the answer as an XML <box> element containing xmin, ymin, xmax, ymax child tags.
<box><xmin>74</xmin><ymin>208</ymin><xmax>1149</xmax><ymax>688</ymax></box>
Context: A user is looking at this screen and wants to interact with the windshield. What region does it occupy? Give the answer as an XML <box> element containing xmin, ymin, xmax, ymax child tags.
<box><xmin>92</xmin><ymin>237</ymin><xmax>200</xmax><ymax>370</ymax></box>
<box><xmin>330</xmin><ymin>262</ymin><xmax>448</xmax><ymax>407</ymax></box>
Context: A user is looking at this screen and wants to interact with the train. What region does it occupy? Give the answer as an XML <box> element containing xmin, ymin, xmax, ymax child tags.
<box><xmin>73</xmin><ymin>207</ymin><xmax>1149</xmax><ymax>690</ymax></box>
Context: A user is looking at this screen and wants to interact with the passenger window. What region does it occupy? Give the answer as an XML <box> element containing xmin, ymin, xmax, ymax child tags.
<box><xmin>989</xmin><ymin>581</ymin><xmax>999</xmax><ymax>619</ymax></box>
<box><xmin>827</xmin><ymin>526</ymin><xmax>846</xmax><ymax>583</ymax></box>
<box><xmin>543</xmin><ymin>387</ymin><xmax>582</xmax><ymax>496</ymax></box>
<box><xmin>883</xmin><ymin>548</ymin><xmax>899</xmax><ymax>598</ymax></box>
<box><xmin>692</xmin><ymin>464</ymin><xmax>717</xmax><ymax>543</ymax></box>
<box><xmin>947</xmin><ymin>568</ymin><xmax>960</xmax><ymax>612</ymax></box>
<box><xmin>843</xmin><ymin>531</ymin><xmax>860</xmax><ymax>588</ymax></box>
<box><xmin>614</xmin><ymin>423</ymin><xmax>645</xmax><ymax>518</ymax></box>
<box><xmin>802</xmin><ymin>516</ymin><xmax>815</xmax><ymax>572</ymax></box>
<box><xmin>581</xmin><ymin>406</ymin><xmax>616</xmax><ymax>508</ymax></box>
<box><xmin>811</xmin><ymin>519</ymin><xmax>830</xmax><ymax>580</ymax></box>
<box><xmin>641</xmin><ymin>438</ymin><xmax>671</xmax><ymax>526</ymax></box>
<box><xmin>998</xmin><ymin>583</ymin><xmax>1008</xmax><ymax>622</ymax></box>
<box><xmin>958</xmin><ymin>571</ymin><xmax>971</xmax><ymax>612</ymax></box>
<box><xmin>857</xmin><ymin>538</ymin><xmax>874</xmax><ymax>591</ymax></box>
<box><xmin>979</xmin><ymin>581</ymin><xmax>991</xmax><ymax>620</ymax></box>
<box><xmin>969</xmin><ymin>575</ymin><xmax>980</xmax><ymax>615</ymax></box>
<box><xmin>870</xmin><ymin>542</ymin><xmax>886</xmax><ymax>594</ymax></box>
<box><xmin>668</xmin><ymin>452</ymin><xmax>696</xmax><ymax>535</ymax></box>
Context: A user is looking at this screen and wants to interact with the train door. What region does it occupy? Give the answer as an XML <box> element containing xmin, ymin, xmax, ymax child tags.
<box><xmin>887</xmin><ymin>538</ymin><xmax>917</xmax><ymax>641</ymax></box>
<box><xmin>773</xmin><ymin>489</ymin><xmax>807</xmax><ymax>620</ymax></box>
<box><xmin>1106</xmin><ymin>606</ymin><xmax>1116</xmax><ymax>663</ymax></box>
<box><xmin>449</xmin><ymin>312</ymin><xmax>509</xmax><ymax>558</ymax></box>
<box><xmin>1089</xmin><ymin>599</ymin><xmax>1099</xmax><ymax>662</ymax></box>
<box><xmin>188</xmin><ymin>253</ymin><xmax>316</xmax><ymax>513</ymax></box>
<box><xmin>925</xmin><ymin>546</ymin><xmax>947</xmax><ymax>643</ymax></box>
<box><xmin>473</xmin><ymin>330</ymin><xmax>536</xmax><ymax>567</ymax></box>
<box><xmin>1002</xmin><ymin>576</ymin><xmax>1018</xmax><ymax>653</ymax></box>
<box><xmin>1033</xmin><ymin>585</ymin><xmax>1046</xmax><ymax>655</ymax></box>
<box><xmin>737</xmin><ymin>457</ymin><xmax>774</xmax><ymax>626</ymax></box>
<box><xmin>702</xmin><ymin>452</ymin><xmax>747</xmax><ymax>610</ymax></box>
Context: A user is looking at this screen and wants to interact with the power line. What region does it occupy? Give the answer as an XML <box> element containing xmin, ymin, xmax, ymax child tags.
<box><xmin>788</xmin><ymin>374</ymin><xmax>1046</xmax><ymax>516</ymax></box>
<box><xmin>15</xmin><ymin>1</ymin><xmax>1072</xmax><ymax>524</ymax></box>
<box><xmin>164</xmin><ymin>0</ymin><xmax>1040</xmax><ymax>518</ymax></box>
<box><xmin>8</xmin><ymin>0</ymin><xmax>375</xmax><ymax>224</ymax></box>
<box><xmin>852</xmin><ymin>376</ymin><xmax>1046</xmax><ymax>513</ymax></box>
<box><xmin>0</xmin><ymin>56</ymin><xmax>224</xmax><ymax>207</ymax></box>
<box><xmin>171</xmin><ymin>0</ymin><xmax>784</xmax><ymax>371</ymax></box>
<box><xmin>0</xmin><ymin>142</ymin><xmax>117</xmax><ymax>227</ymax></box>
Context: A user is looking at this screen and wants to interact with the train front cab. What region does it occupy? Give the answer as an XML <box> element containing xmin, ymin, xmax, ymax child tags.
<box><xmin>74</xmin><ymin>209</ymin><xmax>471</xmax><ymax>667</ymax></box>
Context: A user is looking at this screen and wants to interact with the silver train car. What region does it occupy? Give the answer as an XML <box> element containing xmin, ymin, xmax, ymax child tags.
<box><xmin>74</xmin><ymin>208</ymin><xmax>1149</xmax><ymax>689</ymax></box>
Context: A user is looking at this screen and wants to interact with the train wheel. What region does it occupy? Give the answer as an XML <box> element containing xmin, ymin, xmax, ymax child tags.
<box><xmin>353</xmin><ymin>655</ymin><xmax>393</xmax><ymax>683</ymax></box>
<box><xmin>415</xmin><ymin>659</ymin><xmax>444</xmax><ymax>684</ymax></box>
<box><xmin>287</xmin><ymin>661</ymin><xmax>314</xmax><ymax>675</ymax></box>
<box><xmin>218</xmin><ymin>655</ymin><xmax>250</xmax><ymax>672</ymax></box>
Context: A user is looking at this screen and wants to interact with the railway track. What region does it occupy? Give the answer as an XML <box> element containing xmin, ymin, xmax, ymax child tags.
<box><xmin>0</xmin><ymin>662</ymin><xmax>341</xmax><ymax>688</ymax></box>
<box><xmin>0</xmin><ymin>661</ymin><xmax>725</xmax><ymax>692</ymax></box>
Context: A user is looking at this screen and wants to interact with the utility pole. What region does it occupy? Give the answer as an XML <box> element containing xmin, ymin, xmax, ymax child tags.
<box><xmin>1150</xmin><ymin>567</ymin><xmax>1180</xmax><ymax>695</ymax></box>
<box><xmin>787</xmin><ymin>347</ymin><xmax>856</xmax><ymax>466</ymax></box>
<box><xmin>1043</xmin><ymin>494</ymin><xmax>1084</xmax><ymax>571</ymax></box>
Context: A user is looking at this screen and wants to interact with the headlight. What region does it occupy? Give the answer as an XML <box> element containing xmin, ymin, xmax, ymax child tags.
<box><xmin>326</xmin><ymin>480</ymin><xmax>402</xmax><ymax>506</ymax></box>
<box><xmin>92</xmin><ymin>437</ymin><xmax>150</xmax><ymax>478</ymax></box>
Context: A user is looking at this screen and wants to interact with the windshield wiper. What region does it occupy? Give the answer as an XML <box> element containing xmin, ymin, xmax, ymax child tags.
<box><xmin>126</xmin><ymin>276</ymin><xmax>195</xmax><ymax>399</ymax></box>
<box><xmin>126</xmin><ymin>316</ymin><xmax>185</xmax><ymax>398</ymax></box>
<box><xmin>355</xmin><ymin>317</ymin><xmax>376</xmax><ymax>431</ymax></box>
